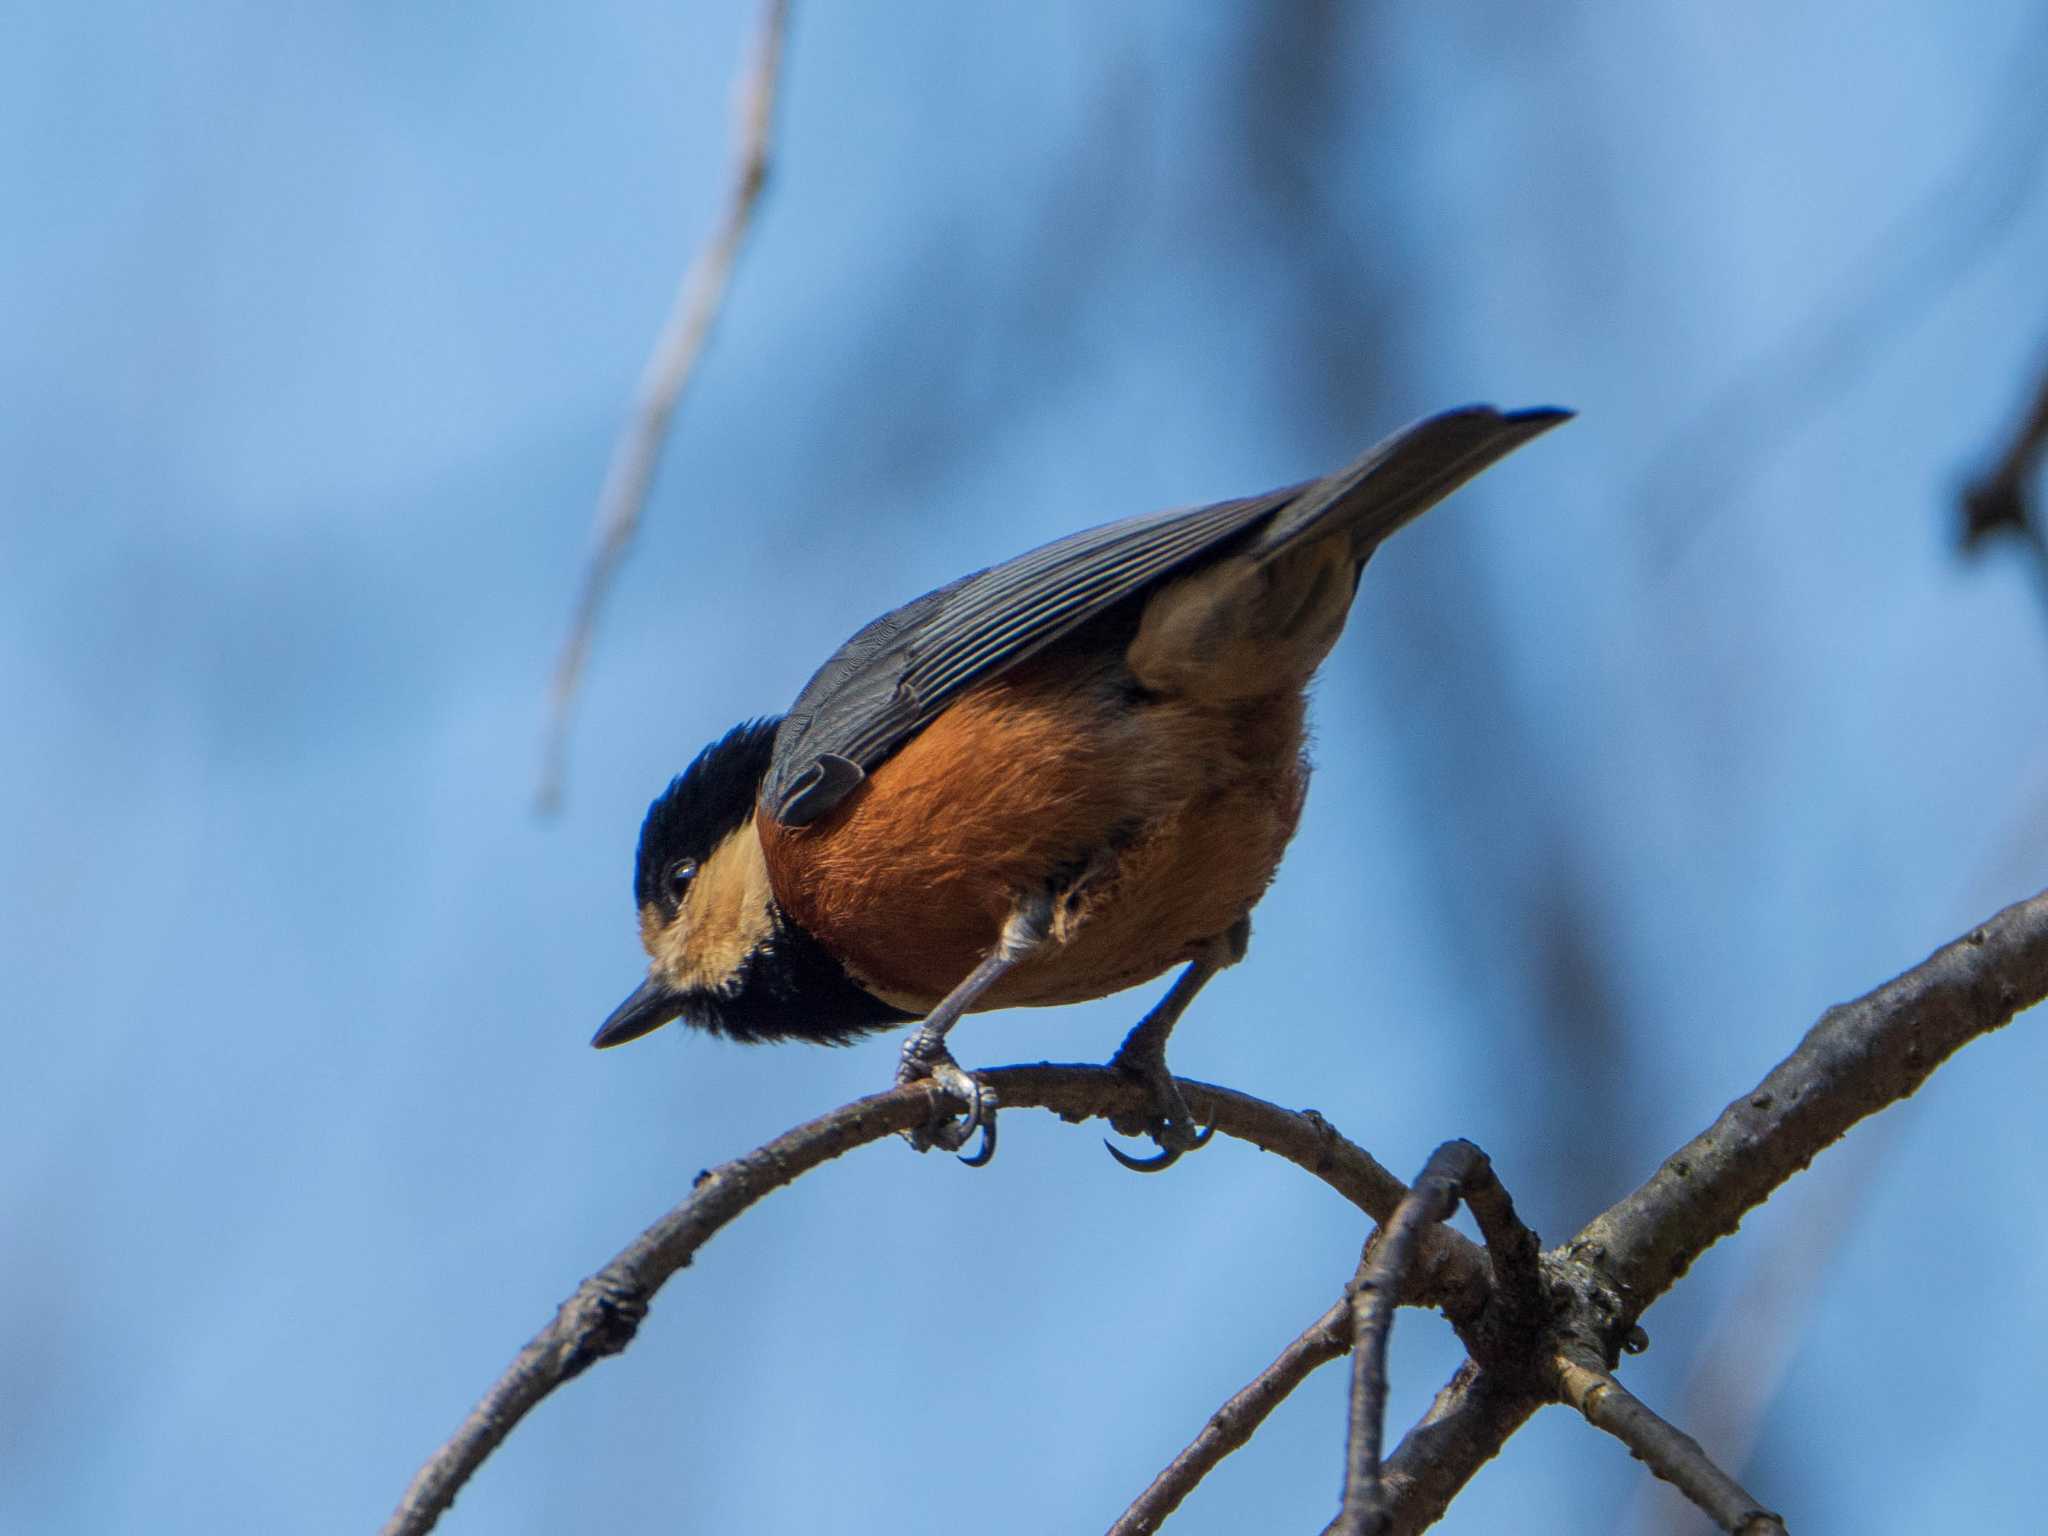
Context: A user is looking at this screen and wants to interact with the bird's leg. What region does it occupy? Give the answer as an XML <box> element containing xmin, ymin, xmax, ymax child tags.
<box><xmin>897</xmin><ymin>890</ymin><xmax>1056</xmax><ymax>1165</ymax></box>
<box><xmin>1104</xmin><ymin>915</ymin><xmax>1251</xmax><ymax>1172</ymax></box>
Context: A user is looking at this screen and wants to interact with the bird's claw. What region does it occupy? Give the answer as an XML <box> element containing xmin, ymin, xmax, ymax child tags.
<box><xmin>898</xmin><ymin>1045</ymin><xmax>999</xmax><ymax>1166</ymax></box>
<box><xmin>1104</xmin><ymin>1119</ymin><xmax>1214</xmax><ymax>1172</ymax></box>
<box><xmin>1103</xmin><ymin>1054</ymin><xmax>1214</xmax><ymax>1172</ymax></box>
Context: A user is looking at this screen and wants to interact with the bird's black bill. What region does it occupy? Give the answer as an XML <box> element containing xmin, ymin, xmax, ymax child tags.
<box><xmin>592</xmin><ymin>976</ymin><xmax>686</xmax><ymax>1048</ymax></box>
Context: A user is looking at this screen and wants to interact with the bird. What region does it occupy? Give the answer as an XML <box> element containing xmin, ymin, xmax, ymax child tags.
<box><xmin>594</xmin><ymin>405</ymin><xmax>1570</xmax><ymax>1168</ymax></box>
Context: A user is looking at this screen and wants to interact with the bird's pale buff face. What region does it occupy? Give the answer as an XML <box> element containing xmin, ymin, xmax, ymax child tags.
<box><xmin>639</xmin><ymin>818</ymin><xmax>777</xmax><ymax>996</ymax></box>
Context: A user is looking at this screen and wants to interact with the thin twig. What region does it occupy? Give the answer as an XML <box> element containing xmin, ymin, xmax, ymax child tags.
<box><xmin>379</xmin><ymin>1064</ymin><xmax>1482</xmax><ymax>1536</ymax></box>
<box><xmin>1573</xmin><ymin>885</ymin><xmax>2048</xmax><ymax>1313</ymax></box>
<box><xmin>1452</xmin><ymin>1150</ymin><xmax>1545</xmax><ymax>1348</ymax></box>
<box><xmin>1115</xmin><ymin>1141</ymin><xmax>1546</xmax><ymax>1536</ymax></box>
<box><xmin>1106</xmin><ymin>1293</ymin><xmax>1353</xmax><ymax>1536</ymax></box>
<box><xmin>536</xmin><ymin>0</ymin><xmax>794</xmax><ymax>814</ymax></box>
<box><xmin>1331</xmin><ymin>1143</ymin><xmax>1481</xmax><ymax>1535</ymax></box>
<box><xmin>1365</xmin><ymin>885</ymin><xmax>2048</xmax><ymax>1532</ymax></box>
<box><xmin>1552</xmin><ymin>1354</ymin><xmax>1786</xmax><ymax>1535</ymax></box>
<box><xmin>1329</xmin><ymin>1141</ymin><xmax>1507</xmax><ymax>1536</ymax></box>
<box><xmin>1366</xmin><ymin>884</ymin><xmax>2048</xmax><ymax>1532</ymax></box>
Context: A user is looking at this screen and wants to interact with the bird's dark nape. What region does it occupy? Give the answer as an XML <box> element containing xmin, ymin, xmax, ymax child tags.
<box><xmin>634</xmin><ymin>716</ymin><xmax>783</xmax><ymax>909</ymax></box>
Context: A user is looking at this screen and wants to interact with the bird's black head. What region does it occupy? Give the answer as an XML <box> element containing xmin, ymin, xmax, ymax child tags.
<box><xmin>594</xmin><ymin>717</ymin><xmax>912</xmax><ymax>1049</ymax></box>
<box><xmin>631</xmin><ymin>717</ymin><xmax>781</xmax><ymax>914</ymax></box>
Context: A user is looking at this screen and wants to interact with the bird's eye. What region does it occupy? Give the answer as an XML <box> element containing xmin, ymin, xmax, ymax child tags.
<box><xmin>666</xmin><ymin>859</ymin><xmax>699</xmax><ymax>900</ymax></box>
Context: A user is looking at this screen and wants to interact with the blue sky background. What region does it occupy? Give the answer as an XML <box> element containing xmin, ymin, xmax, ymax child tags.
<box><xmin>6</xmin><ymin>4</ymin><xmax>2047</xmax><ymax>1532</ymax></box>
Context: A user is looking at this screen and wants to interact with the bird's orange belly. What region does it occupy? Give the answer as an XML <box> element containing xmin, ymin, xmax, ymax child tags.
<box><xmin>758</xmin><ymin>657</ymin><xmax>1309</xmax><ymax>1013</ymax></box>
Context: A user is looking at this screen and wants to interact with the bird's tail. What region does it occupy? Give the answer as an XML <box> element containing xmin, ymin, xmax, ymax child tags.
<box><xmin>1245</xmin><ymin>405</ymin><xmax>1572</xmax><ymax>567</ymax></box>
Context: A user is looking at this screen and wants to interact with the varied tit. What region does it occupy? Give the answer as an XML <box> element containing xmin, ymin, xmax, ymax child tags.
<box><xmin>595</xmin><ymin>406</ymin><xmax>1570</xmax><ymax>1167</ymax></box>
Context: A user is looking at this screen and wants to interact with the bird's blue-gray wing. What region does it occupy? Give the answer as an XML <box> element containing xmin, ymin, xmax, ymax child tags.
<box><xmin>760</xmin><ymin>404</ymin><xmax>1570</xmax><ymax>826</ymax></box>
<box><xmin>761</xmin><ymin>488</ymin><xmax>1293</xmax><ymax>826</ymax></box>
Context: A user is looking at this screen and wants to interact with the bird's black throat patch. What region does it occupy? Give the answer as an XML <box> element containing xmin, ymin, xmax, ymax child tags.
<box><xmin>687</xmin><ymin>903</ymin><xmax>916</xmax><ymax>1046</ymax></box>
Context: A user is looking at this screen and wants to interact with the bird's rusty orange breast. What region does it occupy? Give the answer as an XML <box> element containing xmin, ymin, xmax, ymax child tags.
<box><xmin>756</xmin><ymin>645</ymin><xmax>1309</xmax><ymax>1013</ymax></box>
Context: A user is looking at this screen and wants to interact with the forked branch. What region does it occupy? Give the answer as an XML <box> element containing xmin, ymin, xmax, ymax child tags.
<box><xmin>1125</xmin><ymin>886</ymin><xmax>2048</xmax><ymax>1534</ymax></box>
<box><xmin>1329</xmin><ymin>1141</ymin><xmax>1541</xmax><ymax>1536</ymax></box>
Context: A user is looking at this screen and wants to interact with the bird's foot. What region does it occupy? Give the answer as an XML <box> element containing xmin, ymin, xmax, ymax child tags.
<box><xmin>1104</xmin><ymin>1043</ymin><xmax>1213</xmax><ymax>1173</ymax></box>
<box><xmin>897</xmin><ymin>1035</ymin><xmax>999</xmax><ymax>1167</ymax></box>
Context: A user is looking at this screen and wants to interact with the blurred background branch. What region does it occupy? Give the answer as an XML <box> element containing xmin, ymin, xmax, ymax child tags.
<box><xmin>536</xmin><ymin>0</ymin><xmax>793</xmax><ymax>814</ymax></box>
<box><xmin>1962</xmin><ymin>354</ymin><xmax>2048</xmax><ymax>619</ymax></box>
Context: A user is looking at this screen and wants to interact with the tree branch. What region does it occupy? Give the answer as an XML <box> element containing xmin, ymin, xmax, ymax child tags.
<box><xmin>1112</xmin><ymin>1140</ymin><xmax>1547</xmax><ymax>1536</ymax></box>
<box><xmin>1333</xmin><ymin>1143</ymin><xmax>1480</xmax><ymax>1536</ymax></box>
<box><xmin>536</xmin><ymin>0</ymin><xmax>794</xmax><ymax>813</ymax></box>
<box><xmin>1377</xmin><ymin>1362</ymin><xmax>1540</xmax><ymax>1536</ymax></box>
<box><xmin>379</xmin><ymin>1064</ymin><xmax>1482</xmax><ymax>1536</ymax></box>
<box><xmin>1551</xmin><ymin>1354</ymin><xmax>1786</xmax><ymax>1535</ymax></box>
<box><xmin>1448</xmin><ymin>1148</ymin><xmax>1546</xmax><ymax>1350</ymax></box>
<box><xmin>1573</xmin><ymin>887</ymin><xmax>2048</xmax><ymax>1313</ymax></box>
<box><xmin>385</xmin><ymin>888</ymin><xmax>2048</xmax><ymax>1535</ymax></box>
<box><xmin>1376</xmin><ymin>886</ymin><xmax>2048</xmax><ymax>1531</ymax></box>
<box><xmin>1329</xmin><ymin>1141</ymin><xmax>1543</xmax><ymax>1536</ymax></box>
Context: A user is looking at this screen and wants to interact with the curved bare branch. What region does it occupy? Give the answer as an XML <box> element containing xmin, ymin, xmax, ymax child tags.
<box><xmin>384</xmin><ymin>887</ymin><xmax>2048</xmax><ymax>1536</ymax></box>
<box><xmin>379</xmin><ymin>1064</ymin><xmax>1484</xmax><ymax>1536</ymax></box>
